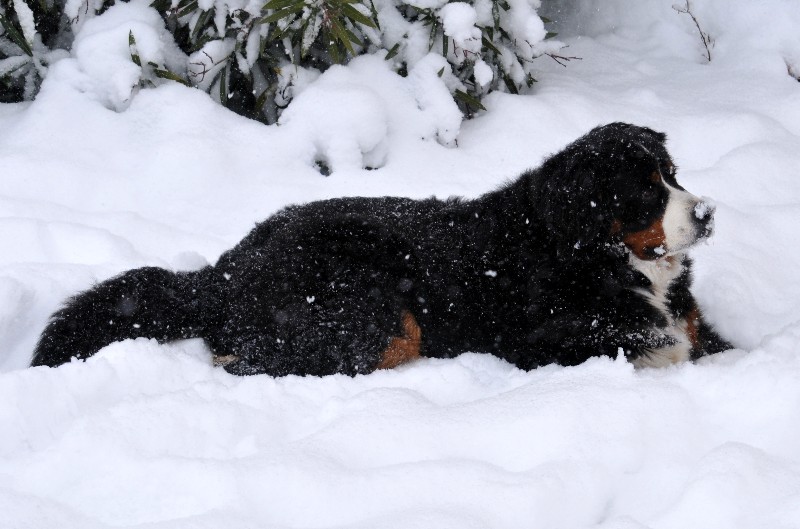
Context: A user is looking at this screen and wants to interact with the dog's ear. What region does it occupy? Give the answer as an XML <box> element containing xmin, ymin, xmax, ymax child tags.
<box><xmin>534</xmin><ymin>158</ymin><xmax>612</xmax><ymax>253</ymax></box>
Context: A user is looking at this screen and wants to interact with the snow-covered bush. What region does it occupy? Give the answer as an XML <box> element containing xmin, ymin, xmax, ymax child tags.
<box><xmin>1</xmin><ymin>0</ymin><xmax>561</xmax><ymax>120</ymax></box>
<box><xmin>0</xmin><ymin>0</ymin><xmax>76</xmax><ymax>101</ymax></box>
<box><xmin>154</xmin><ymin>0</ymin><xmax>562</xmax><ymax>121</ymax></box>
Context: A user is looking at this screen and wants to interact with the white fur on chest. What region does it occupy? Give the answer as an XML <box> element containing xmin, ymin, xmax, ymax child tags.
<box><xmin>628</xmin><ymin>253</ymin><xmax>692</xmax><ymax>368</ymax></box>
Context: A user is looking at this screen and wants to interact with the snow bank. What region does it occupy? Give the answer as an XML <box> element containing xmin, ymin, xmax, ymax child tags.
<box><xmin>277</xmin><ymin>53</ymin><xmax>464</xmax><ymax>171</ymax></box>
<box><xmin>2</xmin><ymin>0</ymin><xmax>800</xmax><ymax>527</ymax></box>
<box><xmin>71</xmin><ymin>0</ymin><xmax>187</xmax><ymax>111</ymax></box>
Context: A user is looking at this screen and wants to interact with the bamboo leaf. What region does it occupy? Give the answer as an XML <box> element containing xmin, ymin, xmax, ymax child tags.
<box><xmin>341</xmin><ymin>3</ymin><xmax>376</xmax><ymax>29</ymax></box>
<box><xmin>501</xmin><ymin>74</ymin><xmax>518</xmax><ymax>94</ymax></box>
<box><xmin>257</xmin><ymin>3</ymin><xmax>305</xmax><ymax>25</ymax></box>
<box><xmin>177</xmin><ymin>0</ymin><xmax>199</xmax><ymax>18</ymax></box>
<box><xmin>301</xmin><ymin>12</ymin><xmax>321</xmax><ymax>56</ymax></box>
<box><xmin>128</xmin><ymin>30</ymin><xmax>141</xmax><ymax>66</ymax></box>
<box><xmin>343</xmin><ymin>26</ymin><xmax>363</xmax><ymax>47</ymax></box>
<box><xmin>545</xmin><ymin>31</ymin><xmax>558</xmax><ymax>39</ymax></box>
<box><xmin>330</xmin><ymin>18</ymin><xmax>355</xmax><ymax>56</ymax></box>
<box><xmin>454</xmin><ymin>89</ymin><xmax>486</xmax><ymax>111</ymax></box>
<box><xmin>427</xmin><ymin>19</ymin><xmax>438</xmax><ymax>51</ymax></box>
<box><xmin>149</xmin><ymin>0</ymin><xmax>172</xmax><ymax>12</ymax></box>
<box><xmin>367</xmin><ymin>0</ymin><xmax>380</xmax><ymax>30</ymax></box>
<box><xmin>327</xmin><ymin>28</ymin><xmax>343</xmax><ymax>64</ymax></box>
<box><xmin>262</xmin><ymin>0</ymin><xmax>303</xmax><ymax>11</ymax></box>
<box><xmin>154</xmin><ymin>68</ymin><xmax>190</xmax><ymax>85</ymax></box>
<box><xmin>219</xmin><ymin>64</ymin><xmax>228</xmax><ymax>102</ymax></box>
<box><xmin>0</xmin><ymin>13</ymin><xmax>33</xmax><ymax>56</ymax></box>
<box><xmin>0</xmin><ymin>55</ymin><xmax>30</xmax><ymax>77</ymax></box>
<box><xmin>190</xmin><ymin>9</ymin><xmax>214</xmax><ymax>42</ymax></box>
<box><xmin>384</xmin><ymin>42</ymin><xmax>400</xmax><ymax>60</ymax></box>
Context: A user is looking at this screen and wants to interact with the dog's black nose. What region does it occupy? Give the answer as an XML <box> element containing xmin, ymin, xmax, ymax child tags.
<box><xmin>693</xmin><ymin>201</ymin><xmax>715</xmax><ymax>237</ymax></box>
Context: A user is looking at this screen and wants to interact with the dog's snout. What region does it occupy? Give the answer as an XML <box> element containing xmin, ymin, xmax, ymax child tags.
<box><xmin>693</xmin><ymin>201</ymin><xmax>715</xmax><ymax>223</ymax></box>
<box><xmin>693</xmin><ymin>200</ymin><xmax>715</xmax><ymax>238</ymax></box>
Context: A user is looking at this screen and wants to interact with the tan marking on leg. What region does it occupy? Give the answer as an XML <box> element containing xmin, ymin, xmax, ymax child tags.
<box><xmin>376</xmin><ymin>311</ymin><xmax>421</xmax><ymax>370</ymax></box>
<box><xmin>213</xmin><ymin>354</ymin><xmax>240</xmax><ymax>367</ymax></box>
<box><xmin>623</xmin><ymin>217</ymin><xmax>667</xmax><ymax>259</ymax></box>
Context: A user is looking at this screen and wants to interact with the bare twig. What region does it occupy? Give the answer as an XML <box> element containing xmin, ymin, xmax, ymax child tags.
<box><xmin>673</xmin><ymin>0</ymin><xmax>713</xmax><ymax>62</ymax></box>
<box><xmin>545</xmin><ymin>52</ymin><xmax>582</xmax><ymax>67</ymax></box>
<box><xmin>188</xmin><ymin>51</ymin><xmax>226</xmax><ymax>83</ymax></box>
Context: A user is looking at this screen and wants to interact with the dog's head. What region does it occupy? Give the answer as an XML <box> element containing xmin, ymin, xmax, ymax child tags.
<box><xmin>536</xmin><ymin>122</ymin><xmax>714</xmax><ymax>260</ymax></box>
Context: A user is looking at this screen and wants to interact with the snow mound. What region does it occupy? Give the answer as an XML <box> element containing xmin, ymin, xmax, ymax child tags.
<box><xmin>279</xmin><ymin>54</ymin><xmax>463</xmax><ymax>173</ymax></box>
<box><xmin>71</xmin><ymin>0</ymin><xmax>187</xmax><ymax>111</ymax></box>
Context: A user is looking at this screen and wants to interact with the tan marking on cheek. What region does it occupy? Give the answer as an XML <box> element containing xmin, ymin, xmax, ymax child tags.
<box><xmin>650</xmin><ymin>171</ymin><xmax>662</xmax><ymax>183</ymax></box>
<box><xmin>376</xmin><ymin>311</ymin><xmax>421</xmax><ymax>370</ymax></box>
<box><xmin>685</xmin><ymin>306</ymin><xmax>701</xmax><ymax>350</ymax></box>
<box><xmin>623</xmin><ymin>217</ymin><xmax>667</xmax><ymax>259</ymax></box>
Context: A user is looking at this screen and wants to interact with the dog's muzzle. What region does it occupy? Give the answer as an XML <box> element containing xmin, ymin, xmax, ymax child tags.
<box><xmin>693</xmin><ymin>200</ymin><xmax>715</xmax><ymax>239</ymax></box>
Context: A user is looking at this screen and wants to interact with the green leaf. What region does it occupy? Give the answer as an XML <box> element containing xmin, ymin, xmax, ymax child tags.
<box><xmin>188</xmin><ymin>33</ymin><xmax>215</xmax><ymax>53</ymax></box>
<box><xmin>330</xmin><ymin>17</ymin><xmax>355</xmax><ymax>56</ymax></box>
<box><xmin>367</xmin><ymin>0</ymin><xmax>381</xmax><ymax>31</ymax></box>
<box><xmin>326</xmin><ymin>28</ymin><xmax>343</xmax><ymax>64</ymax></box>
<box><xmin>301</xmin><ymin>13</ymin><xmax>321</xmax><ymax>56</ymax></box>
<box><xmin>190</xmin><ymin>9</ymin><xmax>214</xmax><ymax>42</ymax></box>
<box><xmin>384</xmin><ymin>42</ymin><xmax>400</xmax><ymax>60</ymax></box>
<box><xmin>436</xmin><ymin>66</ymin><xmax>444</xmax><ymax>77</ymax></box>
<box><xmin>454</xmin><ymin>89</ymin><xmax>486</xmax><ymax>111</ymax></box>
<box><xmin>481</xmin><ymin>35</ymin><xmax>500</xmax><ymax>55</ymax></box>
<box><xmin>501</xmin><ymin>74</ymin><xmax>518</xmax><ymax>94</ymax></box>
<box><xmin>219</xmin><ymin>64</ymin><xmax>228</xmax><ymax>102</ymax></box>
<box><xmin>0</xmin><ymin>13</ymin><xmax>33</xmax><ymax>56</ymax></box>
<box><xmin>154</xmin><ymin>68</ymin><xmax>190</xmax><ymax>85</ymax></box>
<box><xmin>545</xmin><ymin>31</ymin><xmax>558</xmax><ymax>39</ymax></box>
<box><xmin>257</xmin><ymin>3</ymin><xmax>305</xmax><ymax>25</ymax></box>
<box><xmin>442</xmin><ymin>35</ymin><xmax>448</xmax><ymax>56</ymax></box>
<box><xmin>128</xmin><ymin>31</ymin><xmax>142</xmax><ymax>66</ymax></box>
<box><xmin>539</xmin><ymin>16</ymin><xmax>552</xmax><ymax>24</ymax></box>
<box><xmin>177</xmin><ymin>0</ymin><xmax>199</xmax><ymax>18</ymax></box>
<box><xmin>341</xmin><ymin>3</ymin><xmax>377</xmax><ymax>29</ymax></box>
<box><xmin>150</xmin><ymin>0</ymin><xmax>172</xmax><ymax>12</ymax></box>
<box><xmin>343</xmin><ymin>26</ymin><xmax>363</xmax><ymax>47</ymax></box>
<box><xmin>0</xmin><ymin>55</ymin><xmax>31</xmax><ymax>77</ymax></box>
<box><xmin>427</xmin><ymin>19</ymin><xmax>438</xmax><ymax>51</ymax></box>
<box><xmin>262</xmin><ymin>0</ymin><xmax>304</xmax><ymax>12</ymax></box>
<box><xmin>255</xmin><ymin>87</ymin><xmax>271</xmax><ymax>110</ymax></box>
<box><xmin>491</xmin><ymin>1</ymin><xmax>500</xmax><ymax>31</ymax></box>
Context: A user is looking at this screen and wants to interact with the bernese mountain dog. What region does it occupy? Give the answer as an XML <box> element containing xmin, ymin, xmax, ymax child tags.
<box><xmin>31</xmin><ymin>123</ymin><xmax>731</xmax><ymax>375</ymax></box>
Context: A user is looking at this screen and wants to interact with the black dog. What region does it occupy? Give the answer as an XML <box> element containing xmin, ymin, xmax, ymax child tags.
<box><xmin>32</xmin><ymin>123</ymin><xmax>731</xmax><ymax>376</ymax></box>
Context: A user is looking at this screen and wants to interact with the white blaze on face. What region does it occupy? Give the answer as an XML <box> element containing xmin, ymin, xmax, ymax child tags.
<box><xmin>661</xmin><ymin>182</ymin><xmax>704</xmax><ymax>253</ymax></box>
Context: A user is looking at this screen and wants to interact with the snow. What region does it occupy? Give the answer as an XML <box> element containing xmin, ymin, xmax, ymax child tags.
<box><xmin>2</xmin><ymin>1</ymin><xmax>800</xmax><ymax>528</ymax></box>
<box><xmin>438</xmin><ymin>2</ymin><xmax>481</xmax><ymax>52</ymax></box>
<box><xmin>71</xmin><ymin>0</ymin><xmax>188</xmax><ymax>111</ymax></box>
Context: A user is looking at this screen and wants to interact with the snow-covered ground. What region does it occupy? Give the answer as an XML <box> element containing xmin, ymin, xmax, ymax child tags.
<box><xmin>2</xmin><ymin>1</ymin><xmax>800</xmax><ymax>527</ymax></box>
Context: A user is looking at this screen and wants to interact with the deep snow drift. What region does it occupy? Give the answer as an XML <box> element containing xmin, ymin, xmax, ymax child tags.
<box><xmin>2</xmin><ymin>1</ymin><xmax>800</xmax><ymax>528</ymax></box>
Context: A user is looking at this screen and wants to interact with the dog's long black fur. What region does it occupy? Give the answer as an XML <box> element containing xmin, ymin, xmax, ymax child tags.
<box><xmin>32</xmin><ymin>123</ymin><xmax>731</xmax><ymax>375</ymax></box>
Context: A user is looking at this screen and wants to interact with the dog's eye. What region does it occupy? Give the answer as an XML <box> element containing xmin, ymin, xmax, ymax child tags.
<box><xmin>642</xmin><ymin>188</ymin><xmax>658</xmax><ymax>201</ymax></box>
